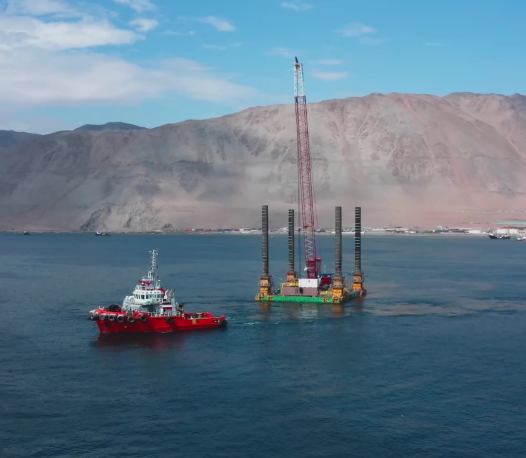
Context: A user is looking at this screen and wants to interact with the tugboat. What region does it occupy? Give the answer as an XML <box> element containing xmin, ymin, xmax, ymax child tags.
<box><xmin>88</xmin><ymin>250</ymin><xmax>227</xmax><ymax>333</ymax></box>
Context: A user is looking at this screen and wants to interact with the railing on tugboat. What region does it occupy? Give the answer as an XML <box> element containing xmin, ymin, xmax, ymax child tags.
<box><xmin>119</xmin><ymin>311</ymin><xmax>211</xmax><ymax>319</ymax></box>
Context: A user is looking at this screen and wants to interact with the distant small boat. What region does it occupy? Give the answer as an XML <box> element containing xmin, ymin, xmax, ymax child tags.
<box><xmin>517</xmin><ymin>236</ymin><xmax>526</xmax><ymax>241</ymax></box>
<box><xmin>23</xmin><ymin>231</ymin><xmax>30</xmax><ymax>235</ymax></box>
<box><xmin>488</xmin><ymin>231</ymin><xmax>510</xmax><ymax>240</ymax></box>
<box><xmin>95</xmin><ymin>231</ymin><xmax>110</xmax><ymax>236</ymax></box>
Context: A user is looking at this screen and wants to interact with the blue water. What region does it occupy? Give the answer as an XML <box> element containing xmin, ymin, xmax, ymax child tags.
<box><xmin>0</xmin><ymin>233</ymin><xmax>525</xmax><ymax>457</ymax></box>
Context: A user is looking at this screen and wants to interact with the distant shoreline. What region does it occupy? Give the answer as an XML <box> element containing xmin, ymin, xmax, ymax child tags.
<box><xmin>1</xmin><ymin>230</ymin><xmax>492</xmax><ymax>237</ymax></box>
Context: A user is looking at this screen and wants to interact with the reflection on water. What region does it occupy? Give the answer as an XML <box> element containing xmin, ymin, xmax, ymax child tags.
<box><xmin>331</xmin><ymin>304</ymin><xmax>345</xmax><ymax>318</ymax></box>
<box><xmin>257</xmin><ymin>302</ymin><xmax>273</xmax><ymax>320</ymax></box>
<box><xmin>257</xmin><ymin>301</ymin><xmax>358</xmax><ymax>321</ymax></box>
<box><xmin>93</xmin><ymin>326</ymin><xmax>231</xmax><ymax>352</ymax></box>
<box><xmin>93</xmin><ymin>332</ymin><xmax>188</xmax><ymax>350</ymax></box>
<box><xmin>352</xmin><ymin>296</ymin><xmax>366</xmax><ymax>312</ymax></box>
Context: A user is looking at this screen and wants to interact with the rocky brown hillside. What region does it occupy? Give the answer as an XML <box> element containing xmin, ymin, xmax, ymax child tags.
<box><xmin>1</xmin><ymin>92</ymin><xmax>525</xmax><ymax>231</ymax></box>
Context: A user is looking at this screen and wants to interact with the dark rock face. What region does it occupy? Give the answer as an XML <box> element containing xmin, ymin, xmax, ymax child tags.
<box><xmin>1</xmin><ymin>92</ymin><xmax>525</xmax><ymax>231</ymax></box>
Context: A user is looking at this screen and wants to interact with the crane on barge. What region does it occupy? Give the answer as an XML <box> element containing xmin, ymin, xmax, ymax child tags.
<box><xmin>254</xmin><ymin>58</ymin><xmax>366</xmax><ymax>304</ymax></box>
<box><xmin>294</xmin><ymin>56</ymin><xmax>321</xmax><ymax>279</ymax></box>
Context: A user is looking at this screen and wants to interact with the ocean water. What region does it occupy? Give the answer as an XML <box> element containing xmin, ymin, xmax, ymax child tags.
<box><xmin>0</xmin><ymin>233</ymin><xmax>525</xmax><ymax>457</ymax></box>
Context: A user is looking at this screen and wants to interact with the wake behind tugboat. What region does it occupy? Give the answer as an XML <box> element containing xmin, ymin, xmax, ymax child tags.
<box><xmin>88</xmin><ymin>250</ymin><xmax>227</xmax><ymax>333</ymax></box>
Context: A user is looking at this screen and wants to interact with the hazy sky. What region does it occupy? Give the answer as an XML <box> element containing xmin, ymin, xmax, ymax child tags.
<box><xmin>1</xmin><ymin>0</ymin><xmax>525</xmax><ymax>133</ymax></box>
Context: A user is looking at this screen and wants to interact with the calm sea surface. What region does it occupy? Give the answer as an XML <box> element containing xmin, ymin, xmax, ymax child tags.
<box><xmin>0</xmin><ymin>233</ymin><xmax>525</xmax><ymax>457</ymax></box>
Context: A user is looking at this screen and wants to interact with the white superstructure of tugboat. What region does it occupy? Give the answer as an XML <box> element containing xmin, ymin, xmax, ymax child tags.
<box><xmin>121</xmin><ymin>249</ymin><xmax>176</xmax><ymax>313</ymax></box>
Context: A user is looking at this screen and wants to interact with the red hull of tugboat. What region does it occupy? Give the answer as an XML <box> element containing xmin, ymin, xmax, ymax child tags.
<box><xmin>94</xmin><ymin>311</ymin><xmax>227</xmax><ymax>334</ymax></box>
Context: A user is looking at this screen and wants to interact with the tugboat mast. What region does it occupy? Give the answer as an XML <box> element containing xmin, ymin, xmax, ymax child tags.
<box><xmin>148</xmin><ymin>249</ymin><xmax>160</xmax><ymax>287</ymax></box>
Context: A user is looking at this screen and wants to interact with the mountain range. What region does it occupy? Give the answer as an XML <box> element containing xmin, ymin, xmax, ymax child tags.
<box><xmin>1</xmin><ymin>92</ymin><xmax>525</xmax><ymax>231</ymax></box>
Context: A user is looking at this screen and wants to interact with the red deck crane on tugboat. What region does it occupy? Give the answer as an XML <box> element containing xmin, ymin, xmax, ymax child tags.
<box><xmin>294</xmin><ymin>56</ymin><xmax>321</xmax><ymax>279</ymax></box>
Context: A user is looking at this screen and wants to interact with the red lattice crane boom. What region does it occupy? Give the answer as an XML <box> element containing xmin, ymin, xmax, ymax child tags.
<box><xmin>294</xmin><ymin>57</ymin><xmax>320</xmax><ymax>279</ymax></box>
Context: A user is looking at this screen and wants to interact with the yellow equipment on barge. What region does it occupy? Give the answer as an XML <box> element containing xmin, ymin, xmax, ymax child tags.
<box><xmin>255</xmin><ymin>206</ymin><xmax>366</xmax><ymax>304</ymax></box>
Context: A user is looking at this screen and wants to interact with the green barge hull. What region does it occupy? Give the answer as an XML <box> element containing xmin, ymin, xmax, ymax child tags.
<box><xmin>255</xmin><ymin>290</ymin><xmax>361</xmax><ymax>304</ymax></box>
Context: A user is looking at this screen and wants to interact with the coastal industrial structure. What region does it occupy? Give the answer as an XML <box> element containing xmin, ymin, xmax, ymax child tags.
<box><xmin>255</xmin><ymin>56</ymin><xmax>366</xmax><ymax>304</ymax></box>
<box><xmin>255</xmin><ymin>205</ymin><xmax>366</xmax><ymax>304</ymax></box>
